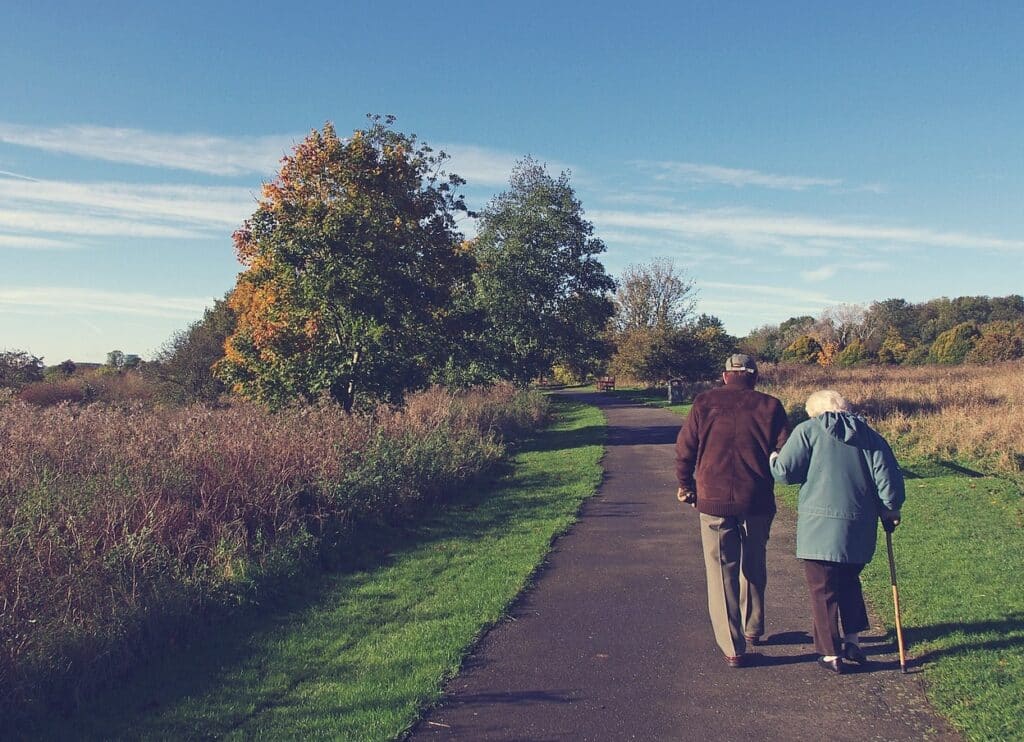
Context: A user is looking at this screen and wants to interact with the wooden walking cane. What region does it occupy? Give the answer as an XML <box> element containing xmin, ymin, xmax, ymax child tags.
<box><xmin>885</xmin><ymin>529</ymin><xmax>908</xmax><ymax>673</ymax></box>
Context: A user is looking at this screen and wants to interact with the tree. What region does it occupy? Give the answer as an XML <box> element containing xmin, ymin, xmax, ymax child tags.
<box><xmin>150</xmin><ymin>294</ymin><xmax>237</xmax><ymax>404</ymax></box>
<box><xmin>472</xmin><ymin>158</ymin><xmax>615</xmax><ymax>384</ymax></box>
<box><xmin>863</xmin><ymin>299</ymin><xmax>918</xmax><ymax>350</ymax></box>
<box><xmin>781</xmin><ymin>335</ymin><xmax>822</xmax><ymax>364</ymax></box>
<box><xmin>966</xmin><ymin>321</ymin><xmax>1024</xmax><ymax>364</ymax></box>
<box><xmin>0</xmin><ymin>350</ymin><xmax>44</xmax><ymax>388</ymax></box>
<box><xmin>217</xmin><ymin>118</ymin><xmax>473</xmax><ymax>410</ymax></box>
<box><xmin>877</xmin><ymin>328</ymin><xmax>910</xmax><ymax>365</ymax></box>
<box><xmin>612</xmin><ymin>258</ymin><xmax>696</xmax><ymax>333</ymax></box>
<box><xmin>834</xmin><ymin>338</ymin><xmax>870</xmax><ymax>367</ymax></box>
<box><xmin>106</xmin><ymin>350</ymin><xmax>125</xmax><ymax>369</ymax></box>
<box><xmin>928</xmin><ymin>322</ymin><xmax>980</xmax><ymax>364</ymax></box>
<box><xmin>738</xmin><ymin>323</ymin><xmax>785</xmax><ymax>363</ymax></box>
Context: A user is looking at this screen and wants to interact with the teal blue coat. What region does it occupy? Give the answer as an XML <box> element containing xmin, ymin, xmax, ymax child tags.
<box><xmin>770</xmin><ymin>412</ymin><xmax>905</xmax><ymax>564</ymax></box>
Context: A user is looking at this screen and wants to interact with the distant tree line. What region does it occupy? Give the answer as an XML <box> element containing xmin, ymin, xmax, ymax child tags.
<box><xmin>740</xmin><ymin>295</ymin><xmax>1024</xmax><ymax>367</ymax></box>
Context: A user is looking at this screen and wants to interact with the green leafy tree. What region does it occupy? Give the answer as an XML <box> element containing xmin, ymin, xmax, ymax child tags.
<box><xmin>929</xmin><ymin>322</ymin><xmax>980</xmax><ymax>364</ymax></box>
<box><xmin>739</xmin><ymin>323</ymin><xmax>784</xmax><ymax>363</ymax></box>
<box><xmin>217</xmin><ymin>118</ymin><xmax>473</xmax><ymax>410</ymax></box>
<box><xmin>0</xmin><ymin>350</ymin><xmax>44</xmax><ymax>388</ymax></box>
<box><xmin>472</xmin><ymin>158</ymin><xmax>615</xmax><ymax>384</ymax></box>
<box><xmin>834</xmin><ymin>338</ymin><xmax>870</xmax><ymax>367</ymax></box>
<box><xmin>150</xmin><ymin>294</ymin><xmax>237</xmax><ymax>404</ymax></box>
<box><xmin>781</xmin><ymin>335</ymin><xmax>822</xmax><ymax>364</ymax></box>
<box><xmin>877</xmin><ymin>328</ymin><xmax>910</xmax><ymax>365</ymax></box>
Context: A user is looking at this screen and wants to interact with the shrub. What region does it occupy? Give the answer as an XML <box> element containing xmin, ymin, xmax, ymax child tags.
<box><xmin>834</xmin><ymin>338</ymin><xmax>870</xmax><ymax>367</ymax></box>
<box><xmin>929</xmin><ymin>322</ymin><xmax>980</xmax><ymax>364</ymax></box>
<box><xmin>781</xmin><ymin>335</ymin><xmax>822</xmax><ymax>364</ymax></box>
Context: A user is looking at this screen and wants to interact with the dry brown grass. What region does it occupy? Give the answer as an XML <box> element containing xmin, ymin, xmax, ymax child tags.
<box><xmin>760</xmin><ymin>360</ymin><xmax>1024</xmax><ymax>472</ymax></box>
<box><xmin>0</xmin><ymin>383</ymin><xmax>546</xmax><ymax>714</ymax></box>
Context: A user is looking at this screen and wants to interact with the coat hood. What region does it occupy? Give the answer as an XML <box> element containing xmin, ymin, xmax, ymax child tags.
<box><xmin>816</xmin><ymin>411</ymin><xmax>871</xmax><ymax>445</ymax></box>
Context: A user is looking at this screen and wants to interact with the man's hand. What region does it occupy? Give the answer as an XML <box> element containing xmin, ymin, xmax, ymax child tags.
<box><xmin>769</xmin><ymin>451</ymin><xmax>779</xmax><ymax>466</ymax></box>
<box><xmin>677</xmin><ymin>487</ymin><xmax>696</xmax><ymax>507</ymax></box>
<box><xmin>880</xmin><ymin>508</ymin><xmax>901</xmax><ymax>533</ymax></box>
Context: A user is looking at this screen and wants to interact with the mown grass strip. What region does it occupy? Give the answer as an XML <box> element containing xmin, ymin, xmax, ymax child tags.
<box><xmin>776</xmin><ymin>466</ymin><xmax>1023</xmax><ymax>742</ymax></box>
<box><xmin>25</xmin><ymin>397</ymin><xmax>605</xmax><ymax>742</ymax></box>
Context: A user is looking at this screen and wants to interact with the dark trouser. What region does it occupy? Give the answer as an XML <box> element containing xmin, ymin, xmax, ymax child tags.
<box><xmin>802</xmin><ymin>559</ymin><xmax>869</xmax><ymax>656</ymax></box>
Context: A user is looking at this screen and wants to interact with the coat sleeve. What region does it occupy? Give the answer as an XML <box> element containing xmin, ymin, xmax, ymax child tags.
<box><xmin>675</xmin><ymin>405</ymin><xmax>700</xmax><ymax>494</ymax></box>
<box><xmin>869</xmin><ymin>431</ymin><xmax>906</xmax><ymax>511</ymax></box>
<box><xmin>771</xmin><ymin>423</ymin><xmax>811</xmax><ymax>485</ymax></box>
<box><xmin>771</xmin><ymin>399</ymin><xmax>791</xmax><ymax>453</ymax></box>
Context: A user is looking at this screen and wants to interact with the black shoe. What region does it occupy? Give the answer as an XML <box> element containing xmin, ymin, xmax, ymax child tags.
<box><xmin>817</xmin><ymin>656</ymin><xmax>845</xmax><ymax>674</ymax></box>
<box><xmin>725</xmin><ymin>654</ymin><xmax>746</xmax><ymax>668</ymax></box>
<box><xmin>843</xmin><ymin>643</ymin><xmax>868</xmax><ymax>664</ymax></box>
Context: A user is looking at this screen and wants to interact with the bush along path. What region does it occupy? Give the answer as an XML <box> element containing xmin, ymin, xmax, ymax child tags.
<box><xmin>19</xmin><ymin>398</ymin><xmax>605</xmax><ymax>741</ymax></box>
<box><xmin>413</xmin><ymin>391</ymin><xmax>958</xmax><ymax>741</ymax></box>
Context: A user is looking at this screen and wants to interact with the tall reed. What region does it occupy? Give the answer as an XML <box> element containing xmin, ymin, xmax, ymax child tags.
<box><xmin>0</xmin><ymin>384</ymin><xmax>546</xmax><ymax>715</ymax></box>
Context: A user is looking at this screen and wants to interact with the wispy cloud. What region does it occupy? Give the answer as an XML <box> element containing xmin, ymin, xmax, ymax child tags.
<box><xmin>0</xmin><ymin>177</ymin><xmax>255</xmax><ymax>230</ymax></box>
<box><xmin>801</xmin><ymin>265</ymin><xmax>838</xmax><ymax>282</ymax></box>
<box><xmin>0</xmin><ymin>234</ymin><xmax>80</xmax><ymax>250</ymax></box>
<box><xmin>0</xmin><ymin>287</ymin><xmax>212</xmax><ymax>318</ymax></box>
<box><xmin>0</xmin><ymin>209</ymin><xmax>204</xmax><ymax>238</ymax></box>
<box><xmin>0</xmin><ymin>122</ymin><xmax>295</xmax><ymax>176</ymax></box>
<box><xmin>633</xmin><ymin>161</ymin><xmax>844</xmax><ymax>191</ymax></box>
<box><xmin>588</xmin><ymin>207</ymin><xmax>1024</xmax><ymax>253</ymax></box>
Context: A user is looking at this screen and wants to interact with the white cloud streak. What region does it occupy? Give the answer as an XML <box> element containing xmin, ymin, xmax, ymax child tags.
<box><xmin>0</xmin><ymin>122</ymin><xmax>295</xmax><ymax>176</ymax></box>
<box><xmin>0</xmin><ymin>177</ymin><xmax>256</xmax><ymax>230</ymax></box>
<box><xmin>589</xmin><ymin>208</ymin><xmax>1024</xmax><ymax>253</ymax></box>
<box><xmin>0</xmin><ymin>209</ymin><xmax>204</xmax><ymax>238</ymax></box>
<box><xmin>0</xmin><ymin>234</ymin><xmax>80</xmax><ymax>250</ymax></box>
<box><xmin>0</xmin><ymin>287</ymin><xmax>212</xmax><ymax>318</ymax></box>
<box><xmin>633</xmin><ymin>161</ymin><xmax>844</xmax><ymax>190</ymax></box>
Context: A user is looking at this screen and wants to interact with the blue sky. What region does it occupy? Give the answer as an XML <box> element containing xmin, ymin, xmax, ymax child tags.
<box><xmin>2</xmin><ymin>1</ymin><xmax>1022</xmax><ymax>362</ymax></box>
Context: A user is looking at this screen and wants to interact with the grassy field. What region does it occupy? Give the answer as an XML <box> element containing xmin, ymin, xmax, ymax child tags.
<box><xmin>22</xmin><ymin>398</ymin><xmax>605</xmax><ymax>741</ymax></box>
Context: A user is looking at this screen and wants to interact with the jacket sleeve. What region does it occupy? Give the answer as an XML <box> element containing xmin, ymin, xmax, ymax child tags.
<box><xmin>869</xmin><ymin>432</ymin><xmax>906</xmax><ymax>511</ymax></box>
<box><xmin>771</xmin><ymin>423</ymin><xmax>811</xmax><ymax>485</ymax></box>
<box><xmin>675</xmin><ymin>405</ymin><xmax>700</xmax><ymax>493</ymax></box>
<box><xmin>771</xmin><ymin>399</ymin><xmax>791</xmax><ymax>454</ymax></box>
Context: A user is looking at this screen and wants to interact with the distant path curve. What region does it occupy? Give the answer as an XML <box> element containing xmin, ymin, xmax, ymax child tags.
<box><xmin>412</xmin><ymin>391</ymin><xmax>958</xmax><ymax>741</ymax></box>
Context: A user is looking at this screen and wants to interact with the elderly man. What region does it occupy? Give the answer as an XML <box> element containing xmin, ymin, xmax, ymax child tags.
<box><xmin>675</xmin><ymin>354</ymin><xmax>790</xmax><ymax>667</ymax></box>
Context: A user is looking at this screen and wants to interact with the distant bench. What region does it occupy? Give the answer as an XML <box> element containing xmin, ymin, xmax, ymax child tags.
<box><xmin>596</xmin><ymin>376</ymin><xmax>616</xmax><ymax>391</ymax></box>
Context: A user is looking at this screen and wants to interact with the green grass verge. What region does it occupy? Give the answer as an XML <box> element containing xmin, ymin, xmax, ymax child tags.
<box><xmin>23</xmin><ymin>398</ymin><xmax>605</xmax><ymax>742</ymax></box>
<box><xmin>776</xmin><ymin>465</ymin><xmax>1024</xmax><ymax>742</ymax></box>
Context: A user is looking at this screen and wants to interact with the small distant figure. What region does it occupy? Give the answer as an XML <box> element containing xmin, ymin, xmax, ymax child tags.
<box><xmin>675</xmin><ymin>354</ymin><xmax>790</xmax><ymax>667</ymax></box>
<box><xmin>770</xmin><ymin>390</ymin><xmax>905</xmax><ymax>674</ymax></box>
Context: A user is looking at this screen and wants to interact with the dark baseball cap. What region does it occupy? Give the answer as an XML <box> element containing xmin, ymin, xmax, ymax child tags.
<box><xmin>724</xmin><ymin>353</ymin><xmax>758</xmax><ymax>373</ymax></box>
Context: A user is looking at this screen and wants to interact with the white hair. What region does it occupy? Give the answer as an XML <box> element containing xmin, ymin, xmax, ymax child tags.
<box><xmin>805</xmin><ymin>389</ymin><xmax>851</xmax><ymax>418</ymax></box>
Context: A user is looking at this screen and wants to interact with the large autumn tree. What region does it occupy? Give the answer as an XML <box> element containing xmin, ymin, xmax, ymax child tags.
<box><xmin>217</xmin><ymin>117</ymin><xmax>473</xmax><ymax>410</ymax></box>
<box><xmin>472</xmin><ymin>159</ymin><xmax>615</xmax><ymax>383</ymax></box>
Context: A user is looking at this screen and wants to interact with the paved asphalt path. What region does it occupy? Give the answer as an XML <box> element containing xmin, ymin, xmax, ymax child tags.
<box><xmin>411</xmin><ymin>392</ymin><xmax>959</xmax><ymax>742</ymax></box>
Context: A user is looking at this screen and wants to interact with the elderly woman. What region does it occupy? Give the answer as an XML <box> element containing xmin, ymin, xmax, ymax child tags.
<box><xmin>770</xmin><ymin>390</ymin><xmax>905</xmax><ymax>674</ymax></box>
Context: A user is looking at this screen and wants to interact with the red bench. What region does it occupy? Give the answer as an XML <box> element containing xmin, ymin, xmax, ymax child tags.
<box><xmin>596</xmin><ymin>376</ymin><xmax>616</xmax><ymax>391</ymax></box>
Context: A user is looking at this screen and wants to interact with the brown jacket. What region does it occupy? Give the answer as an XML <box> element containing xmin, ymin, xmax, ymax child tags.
<box><xmin>675</xmin><ymin>379</ymin><xmax>790</xmax><ymax>517</ymax></box>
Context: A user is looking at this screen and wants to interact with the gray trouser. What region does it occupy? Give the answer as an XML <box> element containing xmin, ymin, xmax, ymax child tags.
<box><xmin>698</xmin><ymin>512</ymin><xmax>774</xmax><ymax>656</ymax></box>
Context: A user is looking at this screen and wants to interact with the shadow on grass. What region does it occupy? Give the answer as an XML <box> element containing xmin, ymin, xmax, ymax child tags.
<box><xmin>20</xmin><ymin>399</ymin><xmax>606</xmax><ymax>741</ymax></box>
<box><xmin>902</xmin><ymin>459</ymin><xmax>987</xmax><ymax>479</ymax></box>
<box><xmin>904</xmin><ymin>612</ymin><xmax>1024</xmax><ymax>664</ymax></box>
